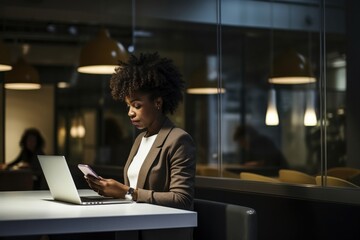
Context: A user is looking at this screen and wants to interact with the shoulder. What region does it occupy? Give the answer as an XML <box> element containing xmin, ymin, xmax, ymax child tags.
<box><xmin>166</xmin><ymin>127</ymin><xmax>195</xmax><ymax>150</ymax></box>
<box><xmin>163</xmin><ymin>118</ymin><xmax>193</xmax><ymax>143</ymax></box>
<box><xmin>169</xmin><ymin>127</ymin><xmax>191</xmax><ymax>138</ymax></box>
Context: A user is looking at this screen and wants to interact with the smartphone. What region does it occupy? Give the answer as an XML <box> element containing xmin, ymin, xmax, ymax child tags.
<box><xmin>78</xmin><ymin>164</ymin><xmax>101</xmax><ymax>179</ymax></box>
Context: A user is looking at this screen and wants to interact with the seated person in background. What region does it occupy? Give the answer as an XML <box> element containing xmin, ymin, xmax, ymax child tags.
<box><xmin>233</xmin><ymin>125</ymin><xmax>288</xmax><ymax>168</ymax></box>
<box><xmin>0</xmin><ymin>128</ymin><xmax>45</xmax><ymax>189</ymax></box>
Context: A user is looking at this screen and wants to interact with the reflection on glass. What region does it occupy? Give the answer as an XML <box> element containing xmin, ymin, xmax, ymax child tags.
<box><xmin>0</xmin><ymin>0</ymin><xmax>353</xmax><ymax>190</ymax></box>
<box><xmin>265</xmin><ymin>89</ymin><xmax>279</xmax><ymax>126</ymax></box>
<box><xmin>233</xmin><ymin>125</ymin><xmax>287</xmax><ymax>168</ymax></box>
<box><xmin>304</xmin><ymin>90</ymin><xmax>317</xmax><ymax>126</ymax></box>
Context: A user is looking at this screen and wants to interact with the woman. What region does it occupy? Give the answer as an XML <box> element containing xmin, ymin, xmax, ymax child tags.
<box><xmin>86</xmin><ymin>52</ymin><xmax>196</xmax><ymax>211</ymax></box>
<box><xmin>2</xmin><ymin>128</ymin><xmax>45</xmax><ymax>170</ymax></box>
<box><xmin>0</xmin><ymin>128</ymin><xmax>45</xmax><ymax>189</ymax></box>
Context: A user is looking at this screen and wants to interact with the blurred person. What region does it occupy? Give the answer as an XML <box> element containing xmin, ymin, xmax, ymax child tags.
<box><xmin>234</xmin><ymin>125</ymin><xmax>288</xmax><ymax>168</ymax></box>
<box><xmin>0</xmin><ymin>128</ymin><xmax>45</xmax><ymax>189</ymax></box>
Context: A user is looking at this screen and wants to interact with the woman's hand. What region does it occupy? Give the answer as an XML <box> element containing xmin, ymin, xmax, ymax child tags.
<box><xmin>85</xmin><ymin>175</ymin><xmax>128</xmax><ymax>199</ymax></box>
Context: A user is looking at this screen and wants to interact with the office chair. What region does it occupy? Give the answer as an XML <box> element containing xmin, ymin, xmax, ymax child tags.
<box><xmin>196</xmin><ymin>165</ymin><xmax>239</xmax><ymax>179</ymax></box>
<box><xmin>326</xmin><ymin>167</ymin><xmax>360</xmax><ymax>180</ymax></box>
<box><xmin>278</xmin><ymin>169</ymin><xmax>316</xmax><ymax>185</ymax></box>
<box><xmin>194</xmin><ymin>199</ymin><xmax>257</xmax><ymax>240</ymax></box>
<box><xmin>240</xmin><ymin>172</ymin><xmax>281</xmax><ymax>183</ymax></box>
<box><xmin>315</xmin><ymin>175</ymin><xmax>360</xmax><ymax>188</ymax></box>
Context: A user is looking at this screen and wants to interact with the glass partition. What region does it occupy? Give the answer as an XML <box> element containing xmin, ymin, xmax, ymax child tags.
<box><xmin>0</xmin><ymin>82</ymin><xmax>3</xmax><ymax>163</ymax></box>
<box><xmin>1</xmin><ymin>0</ymin><xmax>357</xmax><ymax>189</ymax></box>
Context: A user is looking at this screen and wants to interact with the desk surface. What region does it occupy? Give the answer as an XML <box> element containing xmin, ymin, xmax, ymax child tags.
<box><xmin>0</xmin><ymin>190</ymin><xmax>197</xmax><ymax>237</ymax></box>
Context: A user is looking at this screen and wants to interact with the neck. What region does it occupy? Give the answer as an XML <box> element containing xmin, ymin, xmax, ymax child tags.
<box><xmin>145</xmin><ymin>115</ymin><xmax>166</xmax><ymax>137</ymax></box>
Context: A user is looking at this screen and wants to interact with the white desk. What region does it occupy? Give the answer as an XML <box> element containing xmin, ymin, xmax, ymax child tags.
<box><xmin>0</xmin><ymin>190</ymin><xmax>197</xmax><ymax>237</ymax></box>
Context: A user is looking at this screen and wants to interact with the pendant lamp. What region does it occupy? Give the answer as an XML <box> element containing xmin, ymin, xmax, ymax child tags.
<box><xmin>186</xmin><ymin>68</ymin><xmax>225</xmax><ymax>94</ymax></box>
<box><xmin>0</xmin><ymin>40</ymin><xmax>12</xmax><ymax>71</ymax></box>
<box><xmin>4</xmin><ymin>57</ymin><xmax>41</xmax><ymax>90</ymax></box>
<box><xmin>187</xmin><ymin>56</ymin><xmax>225</xmax><ymax>94</ymax></box>
<box><xmin>77</xmin><ymin>29</ymin><xmax>127</xmax><ymax>74</ymax></box>
<box><xmin>265</xmin><ymin>88</ymin><xmax>279</xmax><ymax>126</ymax></box>
<box><xmin>269</xmin><ymin>49</ymin><xmax>316</xmax><ymax>84</ymax></box>
<box><xmin>70</xmin><ymin>114</ymin><xmax>86</xmax><ymax>138</ymax></box>
<box><xmin>304</xmin><ymin>90</ymin><xmax>317</xmax><ymax>126</ymax></box>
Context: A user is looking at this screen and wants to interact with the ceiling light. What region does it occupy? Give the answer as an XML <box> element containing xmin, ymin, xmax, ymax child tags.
<box><xmin>269</xmin><ymin>49</ymin><xmax>316</xmax><ymax>84</ymax></box>
<box><xmin>304</xmin><ymin>90</ymin><xmax>317</xmax><ymax>126</ymax></box>
<box><xmin>4</xmin><ymin>57</ymin><xmax>41</xmax><ymax>90</ymax></box>
<box><xmin>77</xmin><ymin>29</ymin><xmax>127</xmax><ymax>74</ymax></box>
<box><xmin>187</xmin><ymin>56</ymin><xmax>225</xmax><ymax>94</ymax></box>
<box><xmin>57</xmin><ymin>82</ymin><xmax>71</xmax><ymax>88</ymax></box>
<box><xmin>0</xmin><ymin>40</ymin><xmax>12</xmax><ymax>72</ymax></box>
<box><xmin>186</xmin><ymin>70</ymin><xmax>226</xmax><ymax>94</ymax></box>
<box><xmin>68</xmin><ymin>26</ymin><xmax>78</xmax><ymax>35</ymax></box>
<box><xmin>265</xmin><ymin>89</ymin><xmax>279</xmax><ymax>126</ymax></box>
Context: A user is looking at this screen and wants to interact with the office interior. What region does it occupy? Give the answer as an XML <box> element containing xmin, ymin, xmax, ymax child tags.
<box><xmin>1</xmin><ymin>0</ymin><xmax>360</xmax><ymax>239</ymax></box>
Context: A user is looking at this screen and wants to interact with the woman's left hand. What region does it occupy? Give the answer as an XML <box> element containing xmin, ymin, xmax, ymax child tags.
<box><xmin>85</xmin><ymin>175</ymin><xmax>128</xmax><ymax>199</ymax></box>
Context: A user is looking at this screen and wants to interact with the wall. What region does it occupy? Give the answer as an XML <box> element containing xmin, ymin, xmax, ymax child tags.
<box><xmin>5</xmin><ymin>84</ymin><xmax>54</xmax><ymax>163</ymax></box>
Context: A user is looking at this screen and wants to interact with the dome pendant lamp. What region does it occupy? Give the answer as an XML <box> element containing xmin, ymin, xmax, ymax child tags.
<box><xmin>187</xmin><ymin>56</ymin><xmax>225</xmax><ymax>94</ymax></box>
<box><xmin>269</xmin><ymin>49</ymin><xmax>316</xmax><ymax>85</ymax></box>
<box><xmin>4</xmin><ymin>57</ymin><xmax>41</xmax><ymax>90</ymax></box>
<box><xmin>77</xmin><ymin>29</ymin><xmax>127</xmax><ymax>74</ymax></box>
<box><xmin>186</xmin><ymin>67</ymin><xmax>225</xmax><ymax>94</ymax></box>
<box><xmin>0</xmin><ymin>40</ymin><xmax>12</xmax><ymax>71</ymax></box>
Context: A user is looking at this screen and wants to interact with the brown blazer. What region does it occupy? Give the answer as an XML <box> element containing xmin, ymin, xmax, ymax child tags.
<box><xmin>124</xmin><ymin>118</ymin><xmax>196</xmax><ymax>210</ymax></box>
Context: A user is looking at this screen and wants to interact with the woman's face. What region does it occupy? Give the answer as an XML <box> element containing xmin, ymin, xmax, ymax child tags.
<box><xmin>26</xmin><ymin>135</ymin><xmax>37</xmax><ymax>152</ymax></box>
<box><xmin>125</xmin><ymin>92</ymin><xmax>162</xmax><ymax>131</ymax></box>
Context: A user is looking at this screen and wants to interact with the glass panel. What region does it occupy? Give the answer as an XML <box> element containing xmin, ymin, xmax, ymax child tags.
<box><xmin>219</xmin><ymin>0</ymin><xmax>350</xmax><ymax>188</ymax></box>
<box><xmin>135</xmin><ymin>0</ymin><xmax>221</xmax><ymax>174</ymax></box>
<box><xmin>0</xmin><ymin>0</ymin><xmax>355</xmax><ymax>190</ymax></box>
<box><xmin>0</xmin><ymin>82</ymin><xmax>3</xmax><ymax>163</ymax></box>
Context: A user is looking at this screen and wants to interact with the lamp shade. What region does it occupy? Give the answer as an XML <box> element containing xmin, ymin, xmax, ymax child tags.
<box><xmin>187</xmin><ymin>56</ymin><xmax>225</xmax><ymax>94</ymax></box>
<box><xmin>304</xmin><ymin>90</ymin><xmax>317</xmax><ymax>126</ymax></box>
<box><xmin>187</xmin><ymin>68</ymin><xmax>225</xmax><ymax>94</ymax></box>
<box><xmin>77</xmin><ymin>29</ymin><xmax>127</xmax><ymax>74</ymax></box>
<box><xmin>186</xmin><ymin>72</ymin><xmax>226</xmax><ymax>94</ymax></box>
<box><xmin>0</xmin><ymin>40</ymin><xmax>12</xmax><ymax>71</ymax></box>
<box><xmin>269</xmin><ymin>49</ymin><xmax>316</xmax><ymax>84</ymax></box>
<box><xmin>4</xmin><ymin>57</ymin><xmax>41</xmax><ymax>90</ymax></box>
<box><xmin>265</xmin><ymin>89</ymin><xmax>279</xmax><ymax>126</ymax></box>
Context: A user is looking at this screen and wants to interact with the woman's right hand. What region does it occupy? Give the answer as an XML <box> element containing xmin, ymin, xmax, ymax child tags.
<box><xmin>85</xmin><ymin>175</ymin><xmax>128</xmax><ymax>199</ymax></box>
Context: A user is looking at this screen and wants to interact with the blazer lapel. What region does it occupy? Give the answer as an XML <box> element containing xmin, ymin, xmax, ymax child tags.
<box><xmin>136</xmin><ymin>118</ymin><xmax>174</xmax><ymax>188</ymax></box>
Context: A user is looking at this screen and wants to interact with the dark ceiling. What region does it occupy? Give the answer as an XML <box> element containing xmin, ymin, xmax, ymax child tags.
<box><xmin>0</xmin><ymin>0</ymin><xmax>346</xmax><ymax>96</ymax></box>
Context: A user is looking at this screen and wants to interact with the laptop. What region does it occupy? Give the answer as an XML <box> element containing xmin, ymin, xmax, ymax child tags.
<box><xmin>38</xmin><ymin>155</ymin><xmax>133</xmax><ymax>205</ymax></box>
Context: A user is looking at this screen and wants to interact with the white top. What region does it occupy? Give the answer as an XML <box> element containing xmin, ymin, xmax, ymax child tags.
<box><xmin>0</xmin><ymin>190</ymin><xmax>197</xmax><ymax>237</ymax></box>
<box><xmin>127</xmin><ymin>134</ymin><xmax>158</xmax><ymax>188</ymax></box>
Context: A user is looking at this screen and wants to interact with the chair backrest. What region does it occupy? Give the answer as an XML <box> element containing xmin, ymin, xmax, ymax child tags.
<box><xmin>240</xmin><ymin>172</ymin><xmax>280</xmax><ymax>183</ymax></box>
<box><xmin>194</xmin><ymin>199</ymin><xmax>257</xmax><ymax>240</ymax></box>
<box><xmin>0</xmin><ymin>170</ymin><xmax>34</xmax><ymax>191</ymax></box>
<box><xmin>278</xmin><ymin>169</ymin><xmax>316</xmax><ymax>185</ymax></box>
<box><xmin>196</xmin><ymin>166</ymin><xmax>239</xmax><ymax>179</ymax></box>
<box><xmin>326</xmin><ymin>167</ymin><xmax>360</xmax><ymax>180</ymax></box>
<box><xmin>315</xmin><ymin>175</ymin><xmax>360</xmax><ymax>188</ymax></box>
